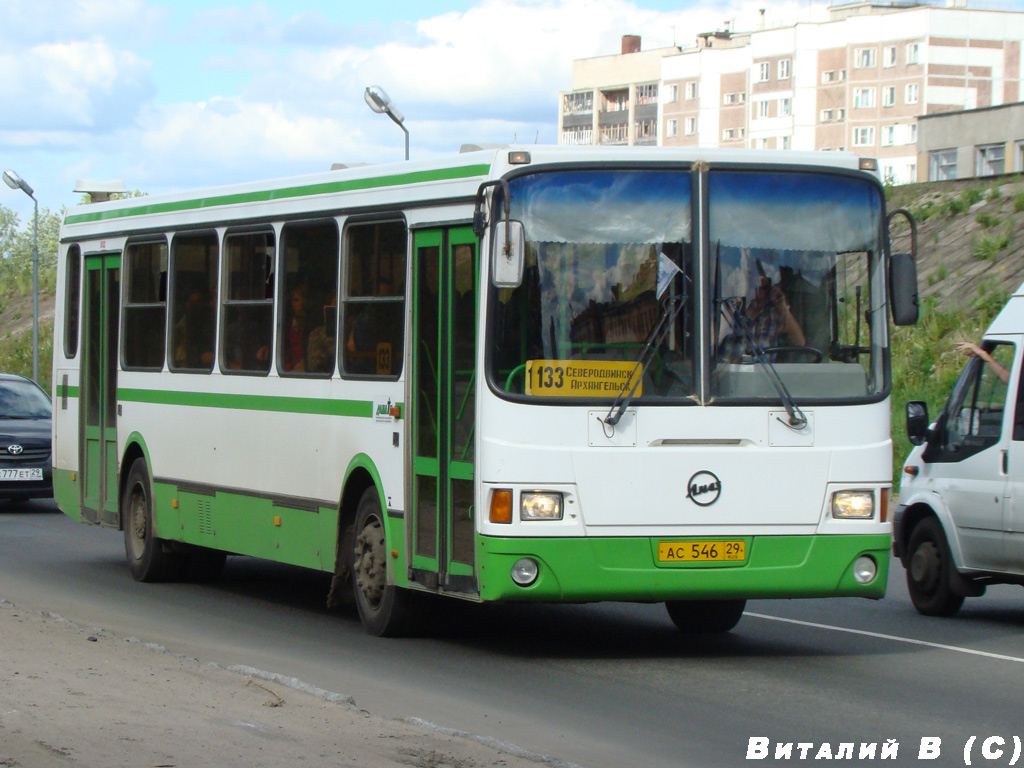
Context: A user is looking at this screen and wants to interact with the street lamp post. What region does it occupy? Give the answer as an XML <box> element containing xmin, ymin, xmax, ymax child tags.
<box><xmin>3</xmin><ymin>169</ymin><xmax>39</xmax><ymax>384</ymax></box>
<box><xmin>364</xmin><ymin>85</ymin><xmax>410</xmax><ymax>161</ymax></box>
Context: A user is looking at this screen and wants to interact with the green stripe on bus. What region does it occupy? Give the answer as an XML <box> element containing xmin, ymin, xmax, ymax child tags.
<box><xmin>64</xmin><ymin>164</ymin><xmax>492</xmax><ymax>224</ymax></box>
<box><xmin>117</xmin><ymin>388</ymin><xmax>377</xmax><ymax>418</ymax></box>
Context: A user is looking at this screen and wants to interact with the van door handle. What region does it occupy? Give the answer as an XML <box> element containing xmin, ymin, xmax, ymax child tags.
<box><xmin>1002</xmin><ymin>449</ymin><xmax>1008</xmax><ymax>475</ymax></box>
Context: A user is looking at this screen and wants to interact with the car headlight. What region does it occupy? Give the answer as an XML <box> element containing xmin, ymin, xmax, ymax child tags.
<box><xmin>520</xmin><ymin>492</ymin><xmax>563</xmax><ymax>521</ymax></box>
<box><xmin>832</xmin><ymin>490</ymin><xmax>875</xmax><ymax>519</ymax></box>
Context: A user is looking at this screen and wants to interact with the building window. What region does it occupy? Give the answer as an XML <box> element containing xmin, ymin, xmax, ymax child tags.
<box><xmin>758</xmin><ymin>100</ymin><xmax>770</xmax><ymax>118</ymax></box>
<box><xmin>778</xmin><ymin>59</ymin><xmax>791</xmax><ymax>79</ymax></box>
<box><xmin>821</xmin><ymin>109</ymin><xmax>833</xmax><ymax>123</ymax></box>
<box><xmin>905</xmin><ymin>83</ymin><xmax>919</xmax><ymax>104</ymax></box>
<box><xmin>636</xmin><ymin>83</ymin><xmax>658</xmax><ymax>106</ymax></box>
<box><xmin>976</xmin><ymin>144</ymin><xmax>1006</xmax><ymax>177</ymax></box>
<box><xmin>754</xmin><ymin>138</ymin><xmax>770</xmax><ymax>149</ymax></box>
<box><xmin>909</xmin><ymin>124</ymin><xmax>917</xmax><ymax>144</ymax></box>
<box><xmin>1017</xmin><ymin>140</ymin><xmax>1024</xmax><ymax>173</ymax></box>
<box><xmin>684</xmin><ymin>117</ymin><xmax>696</xmax><ymax>135</ymax></box>
<box><xmin>855</xmin><ymin>48</ymin><xmax>876</xmax><ymax>69</ymax></box>
<box><xmin>723</xmin><ymin>127</ymin><xmax>745</xmax><ymax>141</ymax></box>
<box><xmin>781</xmin><ymin>136</ymin><xmax>791</xmax><ymax>150</ymax></box>
<box><xmin>836</xmin><ymin>108</ymin><xmax>846</xmax><ymax>121</ymax></box>
<box><xmin>598</xmin><ymin>123</ymin><xmax>628</xmax><ymax>144</ymax></box>
<box><xmin>853</xmin><ymin>126</ymin><xmax>875</xmax><ymax>146</ymax></box>
<box><xmin>881</xmin><ymin>125</ymin><xmax>896</xmax><ymax>146</ymax></box>
<box><xmin>563</xmin><ymin>91</ymin><xmax>593</xmax><ymax>115</ymax></box>
<box><xmin>907</xmin><ymin>43</ymin><xmax>920</xmax><ymax>65</ymax></box>
<box><xmin>854</xmin><ymin>88</ymin><xmax>875</xmax><ymax>109</ymax></box>
<box><xmin>666</xmin><ymin>118</ymin><xmax>678</xmax><ymax>138</ymax></box>
<box><xmin>883</xmin><ymin>46</ymin><xmax>897</xmax><ymax>67</ymax></box>
<box><xmin>685</xmin><ymin>81</ymin><xmax>697</xmax><ymax>100</ymax></box>
<box><xmin>635</xmin><ymin>117</ymin><xmax>657</xmax><ymax>141</ymax></box>
<box><xmin>823</xmin><ymin>69</ymin><xmax>849</xmax><ymax>83</ymax></box>
<box><xmin>882</xmin><ymin>87</ymin><xmax>896</xmax><ymax>108</ymax></box>
<box><xmin>604</xmin><ymin>90</ymin><xmax>628</xmax><ymax>112</ymax></box>
<box><xmin>723</xmin><ymin>92</ymin><xmax>746</xmax><ymax>105</ymax></box>
<box><xmin>757</xmin><ymin>62</ymin><xmax>770</xmax><ymax>82</ymax></box>
<box><xmin>779</xmin><ymin>98</ymin><xmax>791</xmax><ymax>116</ymax></box>
<box><xmin>929</xmin><ymin>149</ymin><xmax>957</xmax><ymax>181</ymax></box>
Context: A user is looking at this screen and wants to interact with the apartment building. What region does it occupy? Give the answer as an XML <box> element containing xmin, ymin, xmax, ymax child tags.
<box><xmin>558</xmin><ymin>2</ymin><xmax>1024</xmax><ymax>184</ymax></box>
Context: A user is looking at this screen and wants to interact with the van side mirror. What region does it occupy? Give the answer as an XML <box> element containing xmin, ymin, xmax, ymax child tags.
<box><xmin>491</xmin><ymin>220</ymin><xmax>525</xmax><ymax>288</ymax></box>
<box><xmin>887</xmin><ymin>208</ymin><xmax>919</xmax><ymax>326</ymax></box>
<box><xmin>906</xmin><ymin>400</ymin><xmax>929</xmax><ymax>446</ymax></box>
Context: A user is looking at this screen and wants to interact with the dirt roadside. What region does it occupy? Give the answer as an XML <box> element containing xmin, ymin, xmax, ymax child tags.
<box><xmin>0</xmin><ymin>599</ymin><xmax>566</xmax><ymax>768</ymax></box>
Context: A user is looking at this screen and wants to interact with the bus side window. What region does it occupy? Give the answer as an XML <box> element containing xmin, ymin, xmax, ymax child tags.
<box><xmin>222</xmin><ymin>232</ymin><xmax>275</xmax><ymax>375</ymax></box>
<box><xmin>169</xmin><ymin>232</ymin><xmax>218</xmax><ymax>373</ymax></box>
<box><xmin>341</xmin><ymin>221</ymin><xmax>406</xmax><ymax>378</ymax></box>
<box><xmin>64</xmin><ymin>245</ymin><xmax>82</xmax><ymax>359</ymax></box>
<box><xmin>278</xmin><ymin>221</ymin><xmax>340</xmax><ymax>377</ymax></box>
<box><xmin>123</xmin><ymin>240</ymin><xmax>168</xmax><ymax>371</ymax></box>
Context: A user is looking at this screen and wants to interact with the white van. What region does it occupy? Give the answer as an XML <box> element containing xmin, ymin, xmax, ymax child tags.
<box><xmin>895</xmin><ymin>280</ymin><xmax>1024</xmax><ymax>616</ymax></box>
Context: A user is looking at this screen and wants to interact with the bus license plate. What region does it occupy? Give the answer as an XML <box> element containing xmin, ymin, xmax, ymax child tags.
<box><xmin>0</xmin><ymin>468</ymin><xmax>43</xmax><ymax>481</ymax></box>
<box><xmin>658</xmin><ymin>541</ymin><xmax>746</xmax><ymax>563</ymax></box>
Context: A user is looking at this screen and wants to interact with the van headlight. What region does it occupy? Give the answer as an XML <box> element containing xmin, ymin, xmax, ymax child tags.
<box><xmin>521</xmin><ymin>492</ymin><xmax>563</xmax><ymax>521</ymax></box>
<box><xmin>832</xmin><ymin>490</ymin><xmax>874</xmax><ymax>519</ymax></box>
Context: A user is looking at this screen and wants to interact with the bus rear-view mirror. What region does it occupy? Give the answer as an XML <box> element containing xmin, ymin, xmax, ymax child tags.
<box><xmin>890</xmin><ymin>253</ymin><xmax>919</xmax><ymax>326</ymax></box>
<box><xmin>492</xmin><ymin>220</ymin><xmax>525</xmax><ymax>288</ymax></box>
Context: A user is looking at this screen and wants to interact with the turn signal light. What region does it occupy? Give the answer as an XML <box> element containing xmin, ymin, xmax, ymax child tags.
<box><xmin>489</xmin><ymin>489</ymin><xmax>513</xmax><ymax>524</ymax></box>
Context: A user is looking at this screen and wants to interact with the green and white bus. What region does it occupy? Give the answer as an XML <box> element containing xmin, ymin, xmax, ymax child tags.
<box><xmin>53</xmin><ymin>146</ymin><xmax>918</xmax><ymax>635</ymax></box>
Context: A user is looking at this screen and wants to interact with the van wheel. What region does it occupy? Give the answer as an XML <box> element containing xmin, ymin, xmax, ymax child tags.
<box><xmin>906</xmin><ymin>517</ymin><xmax>965</xmax><ymax>617</ymax></box>
<box><xmin>350</xmin><ymin>487</ymin><xmax>417</xmax><ymax>637</ymax></box>
<box><xmin>666</xmin><ymin>599</ymin><xmax>746</xmax><ymax>633</ymax></box>
<box><xmin>122</xmin><ymin>458</ymin><xmax>184</xmax><ymax>582</ymax></box>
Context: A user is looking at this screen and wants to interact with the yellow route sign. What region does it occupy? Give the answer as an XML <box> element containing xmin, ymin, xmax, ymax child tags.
<box><xmin>525</xmin><ymin>360</ymin><xmax>642</xmax><ymax>397</ymax></box>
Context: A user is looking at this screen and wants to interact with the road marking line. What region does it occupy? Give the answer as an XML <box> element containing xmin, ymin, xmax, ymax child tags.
<box><xmin>745</xmin><ymin>613</ymin><xmax>1024</xmax><ymax>664</ymax></box>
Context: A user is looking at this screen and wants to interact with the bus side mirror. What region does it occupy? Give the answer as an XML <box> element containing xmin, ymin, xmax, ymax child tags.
<box><xmin>890</xmin><ymin>253</ymin><xmax>919</xmax><ymax>326</ymax></box>
<box><xmin>887</xmin><ymin>208</ymin><xmax>918</xmax><ymax>326</ymax></box>
<box><xmin>492</xmin><ymin>220</ymin><xmax>525</xmax><ymax>288</ymax></box>
<box><xmin>906</xmin><ymin>400</ymin><xmax>929</xmax><ymax>446</ymax></box>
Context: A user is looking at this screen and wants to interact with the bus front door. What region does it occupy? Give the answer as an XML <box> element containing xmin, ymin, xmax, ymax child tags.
<box><xmin>410</xmin><ymin>227</ymin><xmax>478</xmax><ymax>595</ymax></box>
<box><xmin>80</xmin><ymin>254</ymin><xmax>121</xmax><ymax>526</ymax></box>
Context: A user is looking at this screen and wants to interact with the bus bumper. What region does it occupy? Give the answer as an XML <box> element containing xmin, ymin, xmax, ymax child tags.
<box><xmin>477</xmin><ymin>534</ymin><xmax>890</xmax><ymax>602</ymax></box>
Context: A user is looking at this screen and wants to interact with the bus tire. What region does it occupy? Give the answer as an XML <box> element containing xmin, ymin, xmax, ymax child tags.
<box><xmin>906</xmin><ymin>517</ymin><xmax>964</xmax><ymax>617</ymax></box>
<box><xmin>665</xmin><ymin>599</ymin><xmax>746</xmax><ymax>633</ymax></box>
<box><xmin>350</xmin><ymin>487</ymin><xmax>417</xmax><ymax>637</ymax></box>
<box><xmin>122</xmin><ymin>458</ymin><xmax>183</xmax><ymax>582</ymax></box>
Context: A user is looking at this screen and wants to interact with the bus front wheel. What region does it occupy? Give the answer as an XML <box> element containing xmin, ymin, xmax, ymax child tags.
<box><xmin>665</xmin><ymin>599</ymin><xmax>746</xmax><ymax>633</ymax></box>
<box><xmin>350</xmin><ymin>487</ymin><xmax>417</xmax><ymax>637</ymax></box>
<box><xmin>122</xmin><ymin>458</ymin><xmax>183</xmax><ymax>582</ymax></box>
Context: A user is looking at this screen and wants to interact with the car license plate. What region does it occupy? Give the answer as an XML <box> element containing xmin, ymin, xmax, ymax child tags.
<box><xmin>0</xmin><ymin>468</ymin><xmax>43</xmax><ymax>481</ymax></box>
<box><xmin>658</xmin><ymin>540</ymin><xmax>746</xmax><ymax>562</ymax></box>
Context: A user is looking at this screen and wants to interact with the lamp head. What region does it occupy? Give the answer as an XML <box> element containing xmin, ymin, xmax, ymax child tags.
<box><xmin>3</xmin><ymin>170</ymin><xmax>34</xmax><ymax>196</ymax></box>
<box><xmin>363</xmin><ymin>85</ymin><xmax>404</xmax><ymax>123</ymax></box>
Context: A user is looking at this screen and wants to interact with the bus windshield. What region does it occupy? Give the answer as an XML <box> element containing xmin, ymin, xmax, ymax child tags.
<box><xmin>489</xmin><ymin>167</ymin><xmax>886</xmax><ymax>404</ymax></box>
<box><xmin>490</xmin><ymin>169</ymin><xmax>697</xmax><ymax>400</ymax></box>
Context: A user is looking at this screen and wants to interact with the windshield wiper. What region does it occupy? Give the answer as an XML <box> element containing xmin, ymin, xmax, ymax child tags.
<box><xmin>604</xmin><ymin>293</ymin><xmax>686</xmax><ymax>427</ymax></box>
<box><xmin>719</xmin><ymin>298</ymin><xmax>808</xmax><ymax>430</ymax></box>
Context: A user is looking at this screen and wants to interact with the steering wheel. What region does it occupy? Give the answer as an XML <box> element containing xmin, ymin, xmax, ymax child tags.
<box><xmin>763</xmin><ymin>346</ymin><xmax>823</xmax><ymax>363</ymax></box>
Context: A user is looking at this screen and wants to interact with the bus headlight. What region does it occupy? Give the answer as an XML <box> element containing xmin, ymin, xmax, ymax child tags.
<box><xmin>521</xmin><ymin>492</ymin><xmax>563</xmax><ymax>521</ymax></box>
<box><xmin>832</xmin><ymin>490</ymin><xmax>874</xmax><ymax>519</ymax></box>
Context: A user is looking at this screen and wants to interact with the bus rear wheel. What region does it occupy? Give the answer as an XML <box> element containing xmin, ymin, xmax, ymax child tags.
<box><xmin>350</xmin><ymin>487</ymin><xmax>417</xmax><ymax>637</ymax></box>
<box><xmin>665</xmin><ymin>599</ymin><xmax>746</xmax><ymax>633</ymax></box>
<box><xmin>122</xmin><ymin>458</ymin><xmax>183</xmax><ymax>582</ymax></box>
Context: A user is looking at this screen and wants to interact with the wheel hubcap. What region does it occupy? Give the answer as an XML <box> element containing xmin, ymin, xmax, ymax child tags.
<box><xmin>127</xmin><ymin>486</ymin><xmax>148</xmax><ymax>559</ymax></box>
<box><xmin>354</xmin><ymin>516</ymin><xmax>385</xmax><ymax>609</ymax></box>
<box><xmin>909</xmin><ymin>541</ymin><xmax>940</xmax><ymax>592</ymax></box>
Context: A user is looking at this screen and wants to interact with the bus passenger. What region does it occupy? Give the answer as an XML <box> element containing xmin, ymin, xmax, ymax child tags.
<box><xmin>719</xmin><ymin>275</ymin><xmax>804</xmax><ymax>361</ymax></box>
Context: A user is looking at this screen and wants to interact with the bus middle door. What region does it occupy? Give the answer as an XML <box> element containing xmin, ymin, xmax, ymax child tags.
<box><xmin>80</xmin><ymin>254</ymin><xmax>121</xmax><ymax>526</ymax></box>
<box><xmin>410</xmin><ymin>227</ymin><xmax>478</xmax><ymax>595</ymax></box>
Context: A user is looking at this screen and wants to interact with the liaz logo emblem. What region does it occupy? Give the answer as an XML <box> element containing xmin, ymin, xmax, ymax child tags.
<box><xmin>686</xmin><ymin>470</ymin><xmax>721</xmax><ymax>507</ymax></box>
<box><xmin>7</xmin><ymin>445</ymin><xmax>24</xmax><ymax>455</ymax></box>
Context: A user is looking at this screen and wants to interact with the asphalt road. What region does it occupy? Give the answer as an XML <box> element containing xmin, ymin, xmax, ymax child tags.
<box><xmin>2</xmin><ymin>499</ymin><xmax>1023</xmax><ymax>768</ymax></box>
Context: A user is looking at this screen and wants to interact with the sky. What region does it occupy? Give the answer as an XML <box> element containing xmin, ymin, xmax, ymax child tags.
<box><xmin>1</xmin><ymin>0</ymin><xmax>1023</xmax><ymax>223</ymax></box>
